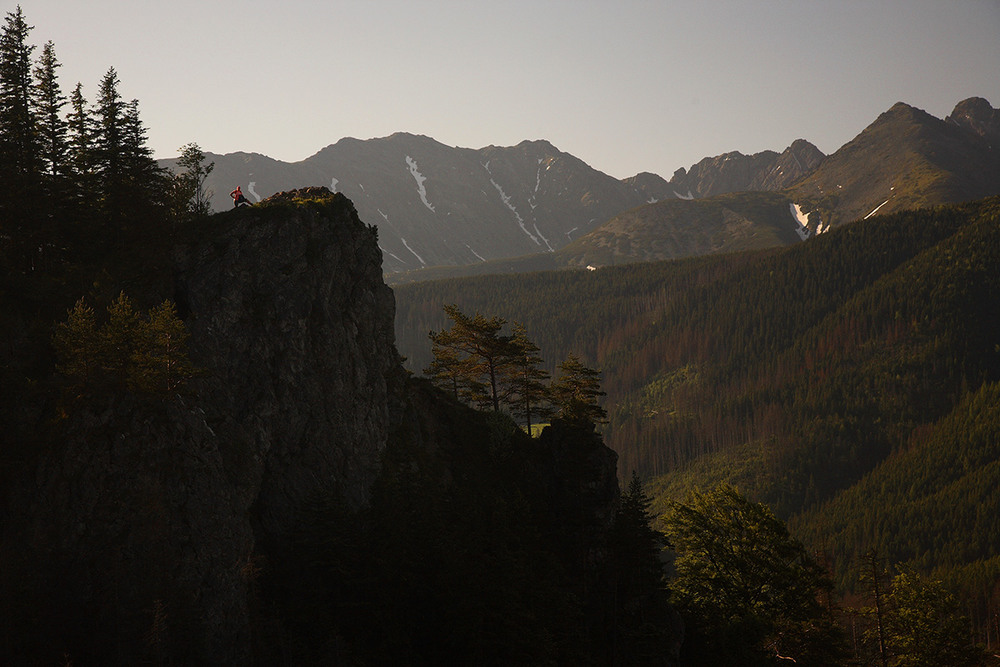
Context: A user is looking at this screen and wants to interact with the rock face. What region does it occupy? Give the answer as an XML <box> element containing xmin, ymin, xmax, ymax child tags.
<box><xmin>177</xmin><ymin>187</ymin><xmax>400</xmax><ymax>538</ymax></box>
<box><xmin>947</xmin><ymin>96</ymin><xmax>1000</xmax><ymax>145</ymax></box>
<box><xmin>2</xmin><ymin>189</ymin><xmax>401</xmax><ymax>663</ymax></box>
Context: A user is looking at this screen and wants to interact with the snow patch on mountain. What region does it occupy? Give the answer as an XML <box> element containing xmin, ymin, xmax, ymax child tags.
<box><xmin>674</xmin><ymin>190</ymin><xmax>694</xmax><ymax>200</ymax></box>
<box><xmin>483</xmin><ymin>162</ymin><xmax>540</xmax><ymax>246</ymax></box>
<box><xmin>466</xmin><ymin>244</ymin><xmax>486</xmax><ymax>262</ymax></box>
<box><xmin>790</xmin><ymin>203</ymin><xmax>812</xmax><ymax>241</ymax></box>
<box><xmin>380</xmin><ymin>245</ymin><xmax>406</xmax><ymax>264</ymax></box>
<box><xmin>405</xmin><ymin>156</ymin><xmax>435</xmax><ymax>212</ymax></box>
<box><xmin>330</xmin><ymin>177</ymin><xmax>339</xmax><ymax>193</ymax></box>
<box><xmin>533</xmin><ymin>224</ymin><xmax>554</xmax><ymax>251</ymax></box>
<box><xmin>400</xmin><ymin>237</ymin><xmax>427</xmax><ymax>266</ymax></box>
<box><xmin>247</xmin><ymin>181</ymin><xmax>262</xmax><ymax>202</ymax></box>
<box><xmin>529</xmin><ymin>161</ymin><xmax>543</xmax><ymax>210</ymax></box>
<box><xmin>864</xmin><ymin>199</ymin><xmax>890</xmax><ymax>219</ymax></box>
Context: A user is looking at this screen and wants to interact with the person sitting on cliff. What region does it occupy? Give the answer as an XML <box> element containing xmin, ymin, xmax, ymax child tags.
<box><xmin>230</xmin><ymin>185</ymin><xmax>251</xmax><ymax>208</ymax></box>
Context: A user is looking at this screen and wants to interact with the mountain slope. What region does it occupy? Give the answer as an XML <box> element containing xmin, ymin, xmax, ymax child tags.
<box><xmin>164</xmin><ymin>134</ymin><xmax>825</xmax><ymax>277</ymax></box>
<box><xmin>392</xmin><ymin>197</ymin><xmax>1000</xmax><ymax>623</ymax></box>
<box><xmin>789</xmin><ymin>97</ymin><xmax>1000</xmax><ymax>230</ymax></box>
<box><xmin>164</xmin><ymin>134</ymin><xmax>656</xmax><ymax>273</ymax></box>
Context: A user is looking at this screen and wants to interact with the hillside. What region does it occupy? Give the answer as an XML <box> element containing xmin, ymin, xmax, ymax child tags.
<box><xmin>163</xmin><ymin>134</ymin><xmax>656</xmax><ymax>273</ymax></box>
<box><xmin>388</xmin><ymin>190</ymin><xmax>811</xmax><ymax>284</ymax></box>
<box><xmin>788</xmin><ymin>97</ymin><xmax>1000</xmax><ymax>230</ymax></box>
<box><xmin>163</xmin><ymin>133</ymin><xmax>829</xmax><ymax>276</ymax></box>
<box><xmin>393</xmin><ymin>196</ymin><xmax>1000</xmax><ymax>608</ymax></box>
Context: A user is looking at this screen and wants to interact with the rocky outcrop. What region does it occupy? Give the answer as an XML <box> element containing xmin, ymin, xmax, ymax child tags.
<box><xmin>177</xmin><ymin>187</ymin><xmax>400</xmax><ymax>541</ymax></box>
<box><xmin>947</xmin><ymin>96</ymin><xmax>1000</xmax><ymax>146</ymax></box>
<box><xmin>667</xmin><ymin>139</ymin><xmax>825</xmax><ymax>199</ymax></box>
<box><xmin>2</xmin><ymin>188</ymin><xmax>402</xmax><ymax>663</ymax></box>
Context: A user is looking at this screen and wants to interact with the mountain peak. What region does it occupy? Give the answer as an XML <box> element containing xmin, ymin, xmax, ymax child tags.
<box><xmin>946</xmin><ymin>97</ymin><xmax>1000</xmax><ymax>143</ymax></box>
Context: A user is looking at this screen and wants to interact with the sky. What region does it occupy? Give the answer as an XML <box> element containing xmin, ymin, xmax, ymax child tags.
<box><xmin>19</xmin><ymin>0</ymin><xmax>1000</xmax><ymax>179</ymax></box>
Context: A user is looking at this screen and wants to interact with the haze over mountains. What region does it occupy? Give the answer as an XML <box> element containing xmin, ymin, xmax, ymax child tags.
<box><xmin>160</xmin><ymin>97</ymin><xmax>1000</xmax><ymax>277</ymax></box>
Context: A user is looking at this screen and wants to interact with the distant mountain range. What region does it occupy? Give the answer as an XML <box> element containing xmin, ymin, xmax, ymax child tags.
<box><xmin>160</xmin><ymin>97</ymin><xmax>999</xmax><ymax>277</ymax></box>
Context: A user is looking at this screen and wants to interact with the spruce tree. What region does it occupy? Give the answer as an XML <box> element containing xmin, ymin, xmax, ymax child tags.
<box><xmin>93</xmin><ymin>66</ymin><xmax>125</xmax><ymax>219</ymax></box>
<box><xmin>0</xmin><ymin>5</ymin><xmax>41</xmax><ymax>268</ymax></box>
<box><xmin>64</xmin><ymin>80</ymin><xmax>100</xmax><ymax>230</ymax></box>
<box><xmin>31</xmin><ymin>40</ymin><xmax>66</xmax><ymax>179</ymax></box>
<box><xmin>0</xmin><ymin>6</ymin><xmax>39</xmax><ymax>185</ymax></box>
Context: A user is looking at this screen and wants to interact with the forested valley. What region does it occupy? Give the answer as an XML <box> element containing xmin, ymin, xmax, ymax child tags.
<box><xmin>395</xmin><ymin>196</ymin><xmax>1000</xmax><ymax>655</ymax></box>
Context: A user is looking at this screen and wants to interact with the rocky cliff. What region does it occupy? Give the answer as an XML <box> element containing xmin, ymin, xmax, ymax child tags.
<box><xmin>176</xmin><ymin>187</ymin><xmax>400</xmax><ymax>536</ymax></box>
<box><xmin>2</xmin><ymin>188</ymin><xmax>402</xmax><ymax>663</ymax></box>
<box><xmin>1</xmin><ymin>188</ymin><xmax>641</xmax><ymax>664</ymax></box>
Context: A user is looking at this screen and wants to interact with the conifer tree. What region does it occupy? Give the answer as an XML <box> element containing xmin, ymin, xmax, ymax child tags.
<box><xmin>66</xmin><ymin>82</ymin><xmax>95</xmax><ymax>191</ymax></box>
<box><xmin>93</xmin><ymin>66</ymin><xmax>125</xmax><ymax>217</ymax></box>
<box><xmin>51</xmin><ymin>297</ymin><xmax>100</xmax><ymax>387</ymax></box>
<box><xmin>604</xmin><ymin>472</ymin><xmax>674</xmax><ymax>665</ymax></box>
<box><xmin>102</xmin><ymin>290</ymin><xmax>141</xmax><ymax>386</ymax></box>
<box><xmin>0</xmin><ymin>6</ymin><xmax>39</xmax><ymax>186</ymax></box>
<box><xmin>131</xmin><ymin>299</ymin><xmax>197</xmax><ymax>393</ymax></box>
<box><xmin>551</xmin><ymin>352</ymin><xmax>607</xmax><ymax>425</ymax></box>
<box><xmin>31</xmin><ymin>40</ymin><xmax>66</xmax><ymax>179</ymax></box>
<box><xmin>426</xmin><ymin>304</ymin><xmax>516</xmax><ymax>412</ymax></box>
<box><xmin>120</xmin><ymin>97</ymin><xmax>168</xmax><ymax>215</ymax></box>
<box><xmin>0</xmin><ymin>5</ymin><xmax>42</xmax><ymax>268</ymax></box>
<box><xmin>507</xmin><ymin>321</ymin><xmax>551</xmax><ymax>431</ymax></box>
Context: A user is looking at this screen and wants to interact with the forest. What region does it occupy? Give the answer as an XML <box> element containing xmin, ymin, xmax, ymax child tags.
<box><xmin>394</xmin><ymin>197</ymin><xmax>1000</xmax><ymax>654</ymax></box>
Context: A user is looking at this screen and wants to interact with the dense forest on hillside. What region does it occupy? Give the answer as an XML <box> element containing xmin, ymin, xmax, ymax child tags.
<box><xmin>397</xmin><ymin>198</ymin><xmax>998</xmax><ymax>485</ymax></box>
<box><xmin>395</xmin><ymin>196</ymin><xmax>1000</xmax><ymax>647</ymax></box>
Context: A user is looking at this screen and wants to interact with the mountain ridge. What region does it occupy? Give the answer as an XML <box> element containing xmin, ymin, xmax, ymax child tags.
<box><xmin>160</xmin><ymin>97</ymin><xmax>999</xmax><ymax>278</ymax></box>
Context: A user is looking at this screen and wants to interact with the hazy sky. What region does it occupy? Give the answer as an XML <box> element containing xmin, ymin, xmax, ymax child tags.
<box><xmin>21</xmin><ymin>0</ymin><xmax>1000</xmax><ymax>178</ymax></box>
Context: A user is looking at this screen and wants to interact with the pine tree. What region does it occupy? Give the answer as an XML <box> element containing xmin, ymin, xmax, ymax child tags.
<box><xmin>131</xmin><ymin>299</ymin><xmax>197</xmax><ymax>393</ymax></box>
<box><xmin>507</xmin><ymin>322</ymin><xmax>551</xmax><ymax>431</ymax></box>
<box><xmin>51</xmin><ymin>297</ymin><xmax>100</xmax><ymax>387</ymax></box>
<box><xmin>551</xmin><ymin>352</ymin><xmax>607</xmax><ymax>425</ymax></box>
<box><xmin>103</xmin><ymin>290</ymin><xmax>141</xmax><ymax>387</ymax></box>
<box><xmin>425</xmin><ymin>304</ymin><xmax>516</xmax><ymax>412</ymax></box>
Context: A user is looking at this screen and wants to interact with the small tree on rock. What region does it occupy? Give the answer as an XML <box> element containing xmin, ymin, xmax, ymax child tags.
<box><xmin>551</xmin><ymin>352</ymin><xmax>607</xmax><ymax>425</ymax></box>
<box><xmin>507</xmin><ymin>322</ymin><xmax>552</xmax><ymax>431</ymax></box>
